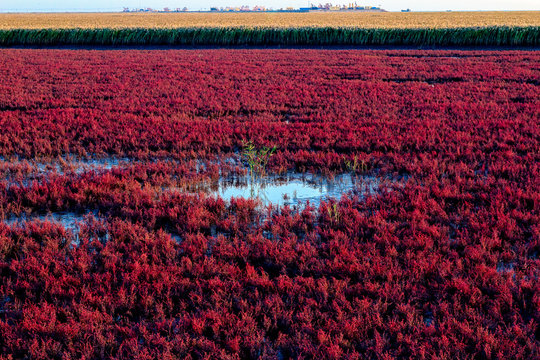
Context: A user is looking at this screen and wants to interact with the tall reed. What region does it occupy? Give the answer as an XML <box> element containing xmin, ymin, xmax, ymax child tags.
<box><xmin>0</xmin><ymin>26</ymin><xmax>538</xmax><ymax>46</ymax></box>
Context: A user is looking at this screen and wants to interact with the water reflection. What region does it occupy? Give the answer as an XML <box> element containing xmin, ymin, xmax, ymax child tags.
<box><xmin>3</xmin><ymin>211</ymin><xmax>99</xmax><ymax>244</ymax></box>
<box><xmin>179</xmin><ymin>172</ymin><xmax>382</xmax><ymax>207</ymax></box>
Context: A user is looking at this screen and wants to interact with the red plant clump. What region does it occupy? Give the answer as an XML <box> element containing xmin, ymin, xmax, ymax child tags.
<box><xmin>0</xmin><ymin>49</ymin><xmax>539</xmax><ymax>359</ymax></box>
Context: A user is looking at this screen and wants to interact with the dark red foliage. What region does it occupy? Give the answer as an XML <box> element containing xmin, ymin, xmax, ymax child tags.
<box><xmin>0</xmin><ymin>49</ymin><xmax>539</xmax><ymax>359</ymax></box>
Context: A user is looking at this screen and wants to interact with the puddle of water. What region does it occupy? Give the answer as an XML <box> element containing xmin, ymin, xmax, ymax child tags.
<box><xmin>32</xmin><ymin>157</ymin><xmax>132</xmax><ymax>175</ymax></box>
<box><xmin>496</xmin><ymin>261</ymin><xmax>515</xmax><ymax>273</ymax></box>
<box><xmin>3</xmin><ymin>211</ymin><xmax>99</xmax><ymax>244</ymax></box>
<box><xmin>448</xmin><ymin>222</ymin><xmax>463</xmax><ymax>244</ymax></box>
<box><xmin>0</xmin><ymin>156</ymin><xmax>136</xmax><ymax>190</ymax></box>
<box><xmin>1</xmin><ymin>156</ymin><xmax>233</xmax><ymax>190</ymax></box>
<box><xmin>3</xmin><ymin>211</ymin><xmax>187</xmax><ymax>247</ymax></box>
<box><xmin>4</xmin><ymin>211</ymin><xmax>90</xmax><ymax>228</ymax></box>
<box><xmin>174</xmin><ymin>172</ymin><xmax>382</xmax><ymax>208</ymax></box>
<box><xmin>474</xmin><ymin>162</ymin><xmax>489</xmax><ymax>178</ymax></box>
<box><xmin>423</xmin><ymin>310</ymin><xmax>435</xmax><ymax>327</ymax></box>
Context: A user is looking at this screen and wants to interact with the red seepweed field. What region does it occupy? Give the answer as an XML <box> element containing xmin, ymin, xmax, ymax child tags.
<box><xmin>0</xmin><ymin>49</ymin><xmax>539</xmax><ymax>358</ymax></box>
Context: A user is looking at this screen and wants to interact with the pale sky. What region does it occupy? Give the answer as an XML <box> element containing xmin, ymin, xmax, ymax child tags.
<box><xmin>1</xmin><ymin>0</ymin><xmax>539</xmax><ymax>12</ymax></box>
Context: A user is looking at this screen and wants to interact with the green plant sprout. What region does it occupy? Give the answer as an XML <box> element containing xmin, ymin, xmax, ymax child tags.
<box><xmin>242</xmin><ymin>140</ymin><xmax>277</xmax><ymax>179</ymax></box>
<box><xmin>327</xmin><ymin>203</ymin><xmax>340</xmax><ymax>222</ymax></box>
<box><xmin>344</xmin><ymin>155</ymin><xmax>368</xmax><ymax>173</ymax></box>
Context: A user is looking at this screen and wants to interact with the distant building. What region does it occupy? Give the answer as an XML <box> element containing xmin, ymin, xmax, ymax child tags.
<box><xmin>123</xmin><ymin>3</ymin><xmax>384</xmax><ymax>13</ymax></box>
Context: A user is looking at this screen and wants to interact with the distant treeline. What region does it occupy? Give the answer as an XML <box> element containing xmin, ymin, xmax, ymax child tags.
<box><xmin>0</xmin><ymin>27</ymin><xmax>538</xmax><ymax>47</ymax></box>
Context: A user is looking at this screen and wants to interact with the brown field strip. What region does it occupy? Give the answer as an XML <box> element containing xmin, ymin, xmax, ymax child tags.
<box><xmin>1</xmin><ymin>11</ymin><xmax>539</xmax><ymax>29</ymax></box>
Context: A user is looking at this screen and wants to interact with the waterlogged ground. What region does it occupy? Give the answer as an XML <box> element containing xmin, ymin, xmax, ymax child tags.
<box><xmin>171</xmin><ymin>172</ymin><xmax>386</xmax><ymax>207</ymax></box>
<box><xmin>3</xmin><ymin>211</ymin><xmax>96</xmax><ymax>228</ymax></box>
<box><xmin>1</xmin><ymin>156</ymin><xmax>391</xmax><ymax>246</ymax></box>
<box><xmin>3</xmin><ymin>211</ymin><xmax>99</xmax><ymax>244</ymax></box>
<box><xmin>0</xmin><ymin>155</ymin><xmax>133</xmax><ymax>188</ymax></box>
<box><xmin>1</xmin><ymin>155</ymin><xmax>385</xmax><ymax>206</ymax></box>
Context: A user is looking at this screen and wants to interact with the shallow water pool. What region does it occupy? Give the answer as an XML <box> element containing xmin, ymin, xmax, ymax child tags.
<box><xmin>189</xmin><ymin>172</ymin><xmax>382</xmax><ymax>207</ymax></box>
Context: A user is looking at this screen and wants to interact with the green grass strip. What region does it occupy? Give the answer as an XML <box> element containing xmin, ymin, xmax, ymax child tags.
<box><xmin>0</xmin><ymin>26</ymin><xmax>538</xmax><ymax>47</ymax></box>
